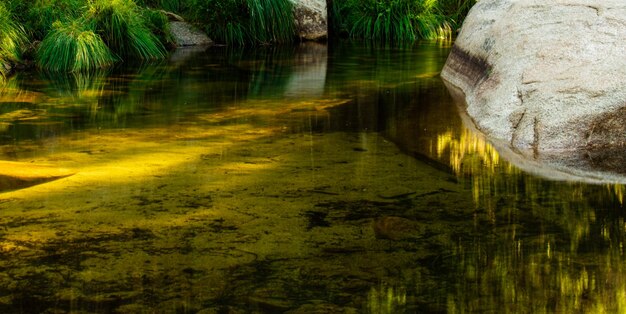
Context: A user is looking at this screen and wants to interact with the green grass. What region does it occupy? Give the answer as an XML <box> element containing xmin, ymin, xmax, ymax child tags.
<box><xmin>36</xmin><ymin>21</ymin><xmax>117</xmax><ymax>72</ymax></box>
<box><xmin>191</xmin><ymin>0</ymin><xmax>295</xmax><ymax>46</ymax></box>
<box><xmin>347</xmin><ymin>1</ymin><xmax>417</xmax><ymax>42</ymax></box>
<box><xmin>0</xmin><ymin>2</ymin><xmax>26</xmax><ymax>80</ymax></box>
<box><xmin>438</xmin><ymin>0</ymin><xmax>476</xmax><ymax>30</ymax></box>
<box><xmin>331</xmin><ymin>0</ymin><xmax>475</xmax><ymax>42</ymax></box>
<box><xmin>24</xmin><ymin>0</ymin><xmax>84</xmax><ymax>41</ymax></box>
<box><xmin>143</xmin><ymin>8</ymin><xmax>176</xmax><ymax>48</ymax></box>
<box><xmin>216</xmin><ymin>22</ymin><xmax>249</xmax><ymax>47</ymax></box>
<box><xmin>86</xmin><ymin>0</ymin><xmax>167</xmax><ymax>60</ymax></box>
<box><xmin>140</xmin><ymin>0</ymin><xmax>190</xmax><ymax>13</ymax></box>
<box><xmin>246</xmin><ymin>0</ymin><xmax>295</xmax><ymax>44</ymax></box>
<box><xmin>190</xmin><ymin>0</ymin><xmax>249</xmax><ymax>45</ymax></box>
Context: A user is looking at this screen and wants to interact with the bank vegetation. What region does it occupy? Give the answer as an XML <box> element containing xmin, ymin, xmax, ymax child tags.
<box><xmin>0</xmin><ymin>0</ymin><xmax>475</xmax><ymax>74</ymax></box>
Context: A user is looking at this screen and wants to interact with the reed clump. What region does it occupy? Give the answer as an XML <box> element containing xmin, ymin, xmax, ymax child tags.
<box><xmin>86</xmin><ymin>0</ymin><xmax>167</xmax><ymax>60</ymax></box>
<box><xmin>188</xmin><ymin>0</ymin><xmax>296</xmax><ymax>46</ymax></box>
<box><xmin>330</xmin><ymin>0</ymin><xmax>476</xmax><ymax>42</ymax></box>
<box><xmin>36</xmin><ymin>21</ymin><xmax>117</xmax><ymax>72</ymax></box>
<box><xmin>4</xmin><ymin>0</ymin><xmax>477</xmax><ymax>75</ymax></box>
<box><xmin>0</xmin><ymin>3</ymin><xmax>26</xmax><ymax>79</ymax></box>
<box><xmin>5</xmin><ymin>0</ymin><xmax>169</xmax><ymax>72</ymax></box>
<box><xmin>22</xmin><ymin>0</ymin><xmax>84</xmax><ymax>41</ymax></box>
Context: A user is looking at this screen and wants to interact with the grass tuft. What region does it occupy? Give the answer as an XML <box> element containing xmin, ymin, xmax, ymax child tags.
<box><xmin>331</xmin><ymin>0</ymin><xmax>475</xmax><ymax>43</ymax></box>
<box><xmin>37</xmin><ymin>21</ymin><xmax>117</xmax><ymax>72</ymax></box>
<box><xmin>0</xmin><ymin>2</ymin><xmax>26</xmax><ymax>80</ymax></box>
<box><xmin>246</xmin><ymin>0</ymin><xmax>295</xmax><ymax>44</ymax></box>
<box><xmin>87</xmin><ymin>0</ymin><xmax>167</xmax><ymax>60</ymax></box>
<box><xmin>143</xmin><ymin>8</ymin><xmax>175</xmax><ymax>48</ymax></box>
<box><xmin>23</xmin><ymin>0</ymin><xmax>84</xmax><ymax>41</ymax></box>
<box><xmin>192</xmin><ymin>0</ymin><xmax>295</xmax><ymax>46</ymax></box>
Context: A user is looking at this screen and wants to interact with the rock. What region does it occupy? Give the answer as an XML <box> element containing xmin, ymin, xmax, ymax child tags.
<box><xmin>169</xmin><ymin>21</ymin><xmax>213</xmax><ymax>47</ymax></box>
<box><xmin>159</xmin><ymin>10</ymin><xmax>185</xmax><ymax>22</ymax></box>
<box><xmin>293</xmin><ymin>0</ymin><xmax>328</xmax><ymax>41</ymax></box>
<box><xmin>441</xmin><ymin>0</ymin><xmax>626</xmax><ymax>153</ymax></box>
<box><xmin>0</xmin><ymin>161</ymin><xmax>75</xmax><ymax>191</ymax></box>
<box><xmin>372</xmin><ymin>216</ymin><xmax>424</xmax><ymax>241</ymax></box>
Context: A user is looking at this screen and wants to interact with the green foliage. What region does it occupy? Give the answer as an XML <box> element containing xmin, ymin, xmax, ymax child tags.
<box><xmin>86</xmin><ymin>0</ymin><xmax>167</xmax><ymax>60</ymax></box>
<box><xmin>36</xmin><ymin>21</ymin><xmax>117</xmax><ymax>72</ymax></box>
<box><xmin>245</xmin><ymin>0</ymin><xmax>295</xmax><ymax>44</ymax></box>
<box><xmin>216</xmin><ymin>22</ymin><xmax>249</xmax><ymax>47</ymax></box>
<box><xmin>0</xmin><ymin>2</ymin><xmax>26</xmax><ymax>79</ymax></box>
<box><xmin>24</xmin><ymin>0</ymin><xmax>85</xmax><ymax>41</ymax></box>
<box><xmin>143</xmin><ymin>8</ymin><xmax>176</xmax><ymax>48</ymax></box>
<box><xmin>438</xmin><ymin>0</ymin><xmax>476</xmax><ymax>29</ymax></box>
<box><xmin>331</xmin><ymin>0</ymin><xmax>475</xmax><ymax>42</ymax></box>
<box><xmin>192</xmin><ymin>0</ymin><xmax>247</xmax><ymax>45</ymax></box>
<box><xmin>135</xmin><ymin>0</ymin><xmax>188</xmax><ymax>13</ymax></box>
<box><xmin>347</xmin><ymin>0</ymin><xmax>417</xmax><ymax>42</ymax></box>
<box><xmin>191</xmin><ymin>0</ymin><xmax>295</xmax><ymax>46</ymax></box>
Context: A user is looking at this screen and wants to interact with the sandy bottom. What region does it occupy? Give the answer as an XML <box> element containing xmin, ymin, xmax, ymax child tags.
<box><xmin>0</xmin><ymin>104</ymin><xmax>476</xmax><ymax>313</ymax></box>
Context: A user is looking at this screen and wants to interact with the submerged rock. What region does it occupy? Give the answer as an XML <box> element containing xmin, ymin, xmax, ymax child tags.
<box><xmin>442</xmin><ymin>0</ymin><xmax>626</xmax><ymax>154</ymax></box>
<box><xmin>293</xmin><ymin>0</ymin><xmax>328</xmax><ymax>41</ymax></box>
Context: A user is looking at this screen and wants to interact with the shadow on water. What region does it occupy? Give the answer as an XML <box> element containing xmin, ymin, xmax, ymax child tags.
<box><xmin>0</xmin><ymin>41</ymin><xmax>625</xmax><ymax>313</ymax></box>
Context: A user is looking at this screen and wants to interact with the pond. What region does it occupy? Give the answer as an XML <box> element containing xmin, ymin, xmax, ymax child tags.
<box><xmin>0</xmin><ymin>42</ymin><xmax>625</xmax><ymax>313</ymax></box>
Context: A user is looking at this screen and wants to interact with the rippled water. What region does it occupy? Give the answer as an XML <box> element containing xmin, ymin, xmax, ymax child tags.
<box><xmin>0</xmin><ymin>42</ymin><xmax>625</xmax><ymax>313</ymax></box>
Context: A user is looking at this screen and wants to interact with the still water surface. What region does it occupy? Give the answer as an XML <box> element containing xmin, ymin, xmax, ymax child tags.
<box><xmin>0</xmin><ymin>42</ymin><xmax>625</xmax><ymax>313</ymax></box>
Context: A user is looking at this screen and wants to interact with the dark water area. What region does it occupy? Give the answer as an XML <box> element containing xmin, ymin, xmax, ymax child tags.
<box><xmin>0</xmin><ymin>42</ymin><xmax>625</xmax><ymax>313</ymax></box>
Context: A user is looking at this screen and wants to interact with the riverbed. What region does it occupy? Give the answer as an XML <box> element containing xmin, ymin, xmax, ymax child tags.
<box><xmin>0</xmin><ymin>42</ymin><xmax>624</xmax><ymax>313</ymax></box>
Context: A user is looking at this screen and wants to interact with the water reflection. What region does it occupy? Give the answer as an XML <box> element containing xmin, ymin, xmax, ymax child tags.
<box><xmin>0</xmin><ymin>42</ymin><xmax>625</xmax><ymax>313</ymax></box>
<box><xmin>412</xmin><ymin>83</ymin><xmax>626</xmax><ymax>312</ymax></box>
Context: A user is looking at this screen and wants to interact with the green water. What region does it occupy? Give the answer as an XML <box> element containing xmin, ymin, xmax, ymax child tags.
<box><xmin>0</xmin><ymin>42</ymin><xmax>625</xmax><ymax>313</ymax></box>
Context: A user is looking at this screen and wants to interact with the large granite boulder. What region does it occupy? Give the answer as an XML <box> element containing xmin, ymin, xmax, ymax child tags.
<box><xmin>442</xmin><ymin>0</ymin><xmax>626</xmax><ymax>155</ymax></box>
<box><xmin>293</xmin><ymin>0</ymin><xmax>327</xmax><ymax>41</ymax></box>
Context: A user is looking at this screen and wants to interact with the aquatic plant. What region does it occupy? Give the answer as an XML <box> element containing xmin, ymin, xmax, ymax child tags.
<box><xmin>190</xmin><ymin>0</ymin><xmax>248</xmax><ymax>45</ymax></box>
<box><xmin>86</xmin><ymin>0</ymin><xmax>167</xmax><ymax>60</ymax></box>
<box><xmin>0</xmin><ymin>2</ymin><xmax>26</xmax><ymax>80</ymax></box>
<box><xmin>330</xmin><ymin>0</ymin><xmax>475</xmax><ymax>42</ymax></box>
<box><xmin>21</xmin><ymin>0</ymin><xmax>85</xmax><ymax>41</ymax></box>
<box><xmin>438</xmin><ymin>0</ymin><xmax>476</xmax><ymax>31</ymax></box>
<box><xmin>345</xmin><ymin>0</ymin><xmax>417</xmax><ymax>42</ymax></box>
<box><xmin>136</xmin><ymin>0</ymin><xmax>188</xmax><ymax>12</ymax></box>
<box><xmin>143</xmin><ymin>8</ymin><xmax>176</xmax><ymax>48</ymax></box>
<box><xmin>37</xmin><ymin>21</ymin><xmax>117</xmax><ymax>72</ymax></box>
<box><xmin>245</xmin><ymin>0</ymin><xmax>295</xmax><ymax>44</ymax></box>
<box><xmin>191</xmin><ymin>0</ymin><xmax>295</xmax><ymax>45</ymax></box>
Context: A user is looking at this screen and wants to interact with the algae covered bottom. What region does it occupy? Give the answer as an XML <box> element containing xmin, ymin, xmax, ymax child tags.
<box><xmin>0</xmin><ymin>43</ymin><xmax>625</xmax><ymax>313</ymax></box>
